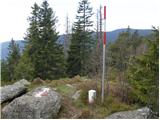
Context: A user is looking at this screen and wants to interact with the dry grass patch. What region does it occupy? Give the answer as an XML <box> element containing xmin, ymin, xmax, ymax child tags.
<box><xmin>57</xmin><ymin>96</ymin><xmax>81</xmax><ymax>119</ymax></box>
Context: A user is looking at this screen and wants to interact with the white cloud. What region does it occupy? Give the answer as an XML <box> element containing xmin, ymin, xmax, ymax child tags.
<box><xmin>0</xmin><ymin>0</ymin><xmax>159</xmax><ymax>42</ymax></box>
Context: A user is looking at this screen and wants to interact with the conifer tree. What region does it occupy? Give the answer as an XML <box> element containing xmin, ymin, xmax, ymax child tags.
<box><xmin>128</xmin><ymin>27</ymin><xmax>159</xmax><ymax>116</ymax></box>
<box><xmin>67</xmin><ymin>22</ymin><xmax>82</xmax><ymax>76</ymax></box>
<box><xmin>1</xmin><ymin>59</ymin><xmax>10</xmax><ymax>81</ymax></box>
<box><xmin>14</xmin><ymin>50</ymin><xmax>34</xmax><ymax>80</ymax></box>
<box><xmin>7</xmin><ymin>39</ymin><xmax>20</xmax><ymax>81</ymax></box>
<box><xmin>39</xmin><ymin>0</ymin><xmax>65</xmax><ymax>79</ymax></box>
<box><xmin>25</xmin><ymin>3</ymin><xmax>41</xmax><ymax>78</ymax></box>
<box><xmin>107</xmin><ymin>28</ymin><xmax>144</xmax><ymax>101</ymax></box>
<box><xmin>26</xmin><ymin>1</ymin><xmax>65</xmax><ymax>79</ymax></box>
<box><xmin>67</xmin><ymin>0</ymin><xmax>94</xmax><ymax>77</ymax></box>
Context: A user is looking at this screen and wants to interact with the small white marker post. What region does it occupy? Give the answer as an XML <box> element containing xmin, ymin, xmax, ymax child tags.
<box><xmin>88</xmin><ymin>90</ymin><xmax>96</xmax><ymax>104</ymax></box>
<box><xmin>88</xmin><ymin>90</ymin><xmax>96</xmax><ymax>115</ymax></box>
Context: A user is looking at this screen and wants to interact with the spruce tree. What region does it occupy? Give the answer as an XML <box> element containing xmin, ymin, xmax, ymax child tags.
<box><xmin>1</xmin><ymin>59</ymin><xmax>10</xmax><ymax>81</ymax></box>
<box><xmin>67</xmin><ymin>22</ymin><xmax>82</xmax><ymax>76</ymax></box>
<box><xmin>26</xmin><ymin>1</ymin><xmax>65</xmax><ymax>79</ymax></box>
<box><xmin>39</xmin><ymin>0</ymin><xmax>65</xmax><ymax>79</ymax></box>
<box><xmin>107</xmin><ymin>28</ymin><xmax>144</xmax><ymax>101</ymax></box>
<box><xmin>14</xmin><ymin>50</ymin><xmax>34</xmax><ymax>80</ymax></box>
<box><xmin>67</xmin><ymin>0</ymin><xmax>94</xmax><ymax>77</ymax></box>
<box><xmin>128</xmin><ymin>27</ymin><xmax>159</xmax><ymax>116</ymax></box>
<box><xmin>7</xmin><ymin>38</ymin><xmax>20</xmax><ymax>81</ymax></box>
<box><xmin>25</xmin><ymin>3</ymin><xmax>40</xmax><ymax>78</ymax></box>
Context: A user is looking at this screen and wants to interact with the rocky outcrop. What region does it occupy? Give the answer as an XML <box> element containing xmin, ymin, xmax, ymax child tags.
<box><xmin>105</xmin><ymin>107</ymin><xmax>150</xmax><ymax>119</ymax></box>
<box><xmin>0</xmin><ymin>79</ymin><xmax>30</xmax><ymax>103</ymax></box>
<box><xmin>2</xmin><ymin>86</ymin><xmax>62</xmax><ymax>119</ymax></box>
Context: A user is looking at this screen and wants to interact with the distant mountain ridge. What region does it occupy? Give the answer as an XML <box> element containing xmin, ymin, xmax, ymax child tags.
<box><xmin>1</xmin><ymin>40</ymin><xmax>26</xmax><ymax>60</ymax></box>
<box><xmin>106</xmin><ymin>28</ymin><xmax>151</xmax><ymax>42</ymax></box>
<box><xmin>1</xmin><ymin>28</ymin><xmax>152</xmax><ymax>60</ymax></box>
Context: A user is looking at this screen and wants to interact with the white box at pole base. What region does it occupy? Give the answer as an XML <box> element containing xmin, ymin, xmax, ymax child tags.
<box><xmin>88</xmin><ymin>90</ymin><xmax>96</xmax><ymax>104</ymax></box>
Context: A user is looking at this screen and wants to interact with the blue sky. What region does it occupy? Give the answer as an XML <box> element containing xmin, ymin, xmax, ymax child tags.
<box><xmin>0</xmin><ymin>0</ymin><xmax>159</xmax><ymax>42</ymax></box>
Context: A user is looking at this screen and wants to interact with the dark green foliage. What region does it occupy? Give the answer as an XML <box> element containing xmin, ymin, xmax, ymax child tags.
<box><xmin>67</xmin><ymin>23</ymin><xmax>82</xmax><ymax>77</ymax></box>
<box><xmin>108</xmin><ymin>28</ymin><xmax>143</xmax><ymax>71</ymax></box>
<box><xmin>107</xmin><ymin>27</ymin><xmax>159</xmax><ymax>116</ymax></box>
<box><xmin>89</xmin><ymin>37</ymin><xmax>103</xmax><ymax>78</ymax></box>
<box><xmin>1</xmin><ymin>60</ymin><xmax>10</xmax><ymax>81</ymax></box>
<box><xmin>67</xmin><ymin>0</ymin><xmax>94</xmax><ymax>77</ymax></box>
<box><xmin>107</xmin><ymin>27</ymin><xmax>145</xmax><ymax>102</ymax></box>
<box><xmin>14</xmin><ymin>51</ymin><xmax>34</xmax><ymax>80</ymax></box>
<box><xmin>25</xmin><ymin>1</ymin><xmax>65</xmax><ymax>80</ymax></box>
<box><xmin>3</xmin><ymin>39</ymin><xmax>21</xmax><ymax>81</ymax></box>
<box><xmin>127</xmin><ymin>27</ymin><xmax>159</xmax><ymax>114</ymax></box>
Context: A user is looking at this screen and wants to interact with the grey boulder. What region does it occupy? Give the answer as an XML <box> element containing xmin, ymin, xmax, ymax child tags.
<box><xmin>105</xmin><ymin>107</ymin><xmax>150</xmax><ymax>119</ymax></box>
<box><xmin>0</xmin><ymin>79</ymin><xmax>30</xmax><ymax>103</ymax></box>
<box><xmin>2</xmin><ymin>86</ymin><xmax>62</xmax><ymax>119</ymax></box>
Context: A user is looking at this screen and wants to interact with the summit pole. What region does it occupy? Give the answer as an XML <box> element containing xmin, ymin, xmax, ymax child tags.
<box><xmin>101</xmin><ymin>6</ymin><xmax>106</xmax><ymax>103</ymax></box>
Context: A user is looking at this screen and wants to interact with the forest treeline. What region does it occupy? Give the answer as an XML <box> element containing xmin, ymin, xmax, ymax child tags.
<box><xmin>1</xmin><ymin>0</ymin><xmax>159</xmax><ymax>116</ymax></box>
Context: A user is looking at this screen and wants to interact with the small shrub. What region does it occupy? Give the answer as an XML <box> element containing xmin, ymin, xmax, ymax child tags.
<box><xmin>109</xmin><ymin>80</ymin><xmax>132</xmax><ymax>103</ymax></box>
<box><xmin>71</xmin><ymin>75</ymin><xmax>82</xmax><ymax>83</ymax></box>
<box><xmin>80</xmin><ymin>108</ymin><xmax>92</xmax><ymax>119</ymax></box>
<box><xmin>95</xmin><ymin>95</ymin><xmax>114</xmax><ymax>108</ymax></box>
<box><xmin>103</xmin><ymin>96</ymin><xmax>114</xmax><ymax>107</ymax></box>
<box><xmin>56</xmin><ymin>85</ymin><xmax>74</xmax><ymax>96</ymax></box>
<box><xmin>32</xmin><ymin>77</ymin><xmax>45</xmax><ymax>85</ymax></box>
<box><xmin>74</xmin><ymin>99</ymin><xmax>86</xmax><ymax>108</ymax></box>
<box><xmin>110</xmin><ymin>101</ymin><xmax>132</xmax><ymax>113</ymax></box>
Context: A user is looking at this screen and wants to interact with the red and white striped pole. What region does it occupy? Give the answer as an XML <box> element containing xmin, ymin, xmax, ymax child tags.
<box><xmin>101</xmin><ymin>5</ymin><xmax>106</xmax><ymax>103</ymax></box>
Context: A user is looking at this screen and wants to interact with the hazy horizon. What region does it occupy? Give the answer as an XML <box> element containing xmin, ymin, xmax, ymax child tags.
<box><xmin>1</xmin><ymin>27</ymin><xmax>153</xmax><ymax>43</ymax></box>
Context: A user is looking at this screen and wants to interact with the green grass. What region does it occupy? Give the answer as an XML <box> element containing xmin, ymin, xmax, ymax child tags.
<box><xmin>74</xmin><ymin>99</ymin><xmax>86</xmax><ymax>108</ymax></box>
<box><xmin>1</xmin><ymin>76</ymin><xmax>141</xmax><ymax>119</ymax></box>
<box><xmin>56</xmin><ymin>84</ymin><xmax>75</xmax><ymax>96</ymax></box>
<box><xmin>72</xmin><ymin>79</ymin><xmax>140</xmax><ymax>118</ymax></box>
<box><xmin>26</xmin><ymin>79</ymin><xmax>76</xmax><ymax>97</ymax></box>
<box><xmin>75</xmin><ymin>95</ymin><xmax>137</xmax><ymax>119</ymax></box>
